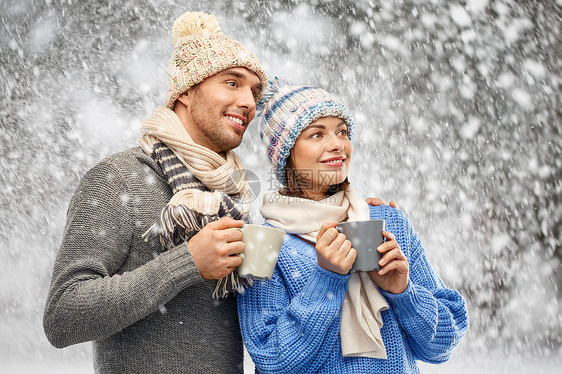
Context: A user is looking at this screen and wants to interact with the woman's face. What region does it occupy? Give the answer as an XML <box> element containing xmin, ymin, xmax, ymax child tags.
<box><xmin>289</xmin><ymin>116</ymin><xmax>352</xmax><ymax>200</ymax></box>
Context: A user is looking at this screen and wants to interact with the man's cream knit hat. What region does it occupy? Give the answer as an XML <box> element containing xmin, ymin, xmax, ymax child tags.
<box><xmin>166</xmin><ymin>11</ymin><xmax>267</xmax><ymax>109</ymax></box>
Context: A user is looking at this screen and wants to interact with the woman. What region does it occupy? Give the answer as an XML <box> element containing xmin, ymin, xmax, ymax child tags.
<box><xmin>237</xmin><ymin>80</ymin><xmax>468</xmax><ymax>373</ymax></box>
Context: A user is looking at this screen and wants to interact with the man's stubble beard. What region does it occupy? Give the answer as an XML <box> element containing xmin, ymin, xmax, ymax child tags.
<box><xmin>189</xmin><ymin>90</ymin><xmax>245</xmax><ymax>153</ymax></box>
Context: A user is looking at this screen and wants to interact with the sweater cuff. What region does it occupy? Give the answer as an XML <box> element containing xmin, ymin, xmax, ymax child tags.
<box><xmin>159</xmin><ymin>242</ymin><xmax>203</xmax><ymax>291</ymax></box>
<box><xmin>379</xmin><ymin>281</ymin><xmax>429</xmax><ymax>318</ymax></box>
<box><xmin>299</xmin><ymin>264</ymin><xmax>350</xmax><ymax>303</ymax></box>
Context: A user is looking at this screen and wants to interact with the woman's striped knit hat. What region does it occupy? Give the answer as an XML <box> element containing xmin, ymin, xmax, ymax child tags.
<box><xmin>256</xmin><ymin>78</ymin><xmax>355</xmax><ymax>186</ymax></box>
<box><xmin>166</xmin><ymin>11</ymin><xmax>267</xmax><ymax>109</ymax></box>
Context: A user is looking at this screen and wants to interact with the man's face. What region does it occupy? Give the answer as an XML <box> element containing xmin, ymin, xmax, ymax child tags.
<box><xmin>179</xmin><ymin>67</ymin><xmax>262</xmax><ymax>154</ymax></box>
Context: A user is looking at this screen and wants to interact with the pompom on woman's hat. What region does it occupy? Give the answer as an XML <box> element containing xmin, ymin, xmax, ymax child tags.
<box><xmin>256</xmin><ymin>78</ymin><xmax>356</xmax><ymax>186</ymax></box>
<box><xmin>166</xmin><ymin>11</ymin><xmax>267</xmax><ymax>109</ymax></box>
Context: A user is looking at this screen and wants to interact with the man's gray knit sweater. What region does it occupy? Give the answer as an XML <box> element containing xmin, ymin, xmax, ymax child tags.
<box><xmin>43</xmin><ymin>147</ymin><xmax>244</xmax><ymax>374</ymax></box>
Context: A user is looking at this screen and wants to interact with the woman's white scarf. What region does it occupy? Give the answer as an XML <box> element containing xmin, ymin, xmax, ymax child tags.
<box><xmin>261</xmin><ymin>185</ymin><xmax>389</xmax><ymax>359</ymax></box>
<box><xmin>137</xmin><ymin>106</ymin><xmax>252</xmax><ymax>298</ymax></box>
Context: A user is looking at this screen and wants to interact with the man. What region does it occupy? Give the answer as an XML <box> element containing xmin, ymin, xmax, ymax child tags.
<box><xmin>43</xmin><ymin>11</ymin><xmax>266</xmax><ymax>373</ymax></box>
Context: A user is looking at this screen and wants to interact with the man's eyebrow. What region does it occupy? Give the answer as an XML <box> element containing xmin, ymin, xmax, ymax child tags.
<box><xmin>218</xmin><ymin>70</ymin><xmax>245</xmax><ymax>79</ymax></box>
<box><xmin>217</xmin><ymin>70</ymin><xmax>262</xmax><ymax>93</ymax></box>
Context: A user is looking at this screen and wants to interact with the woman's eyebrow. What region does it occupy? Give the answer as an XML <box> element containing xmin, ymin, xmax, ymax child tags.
<box><xmin>302</xmin><ymin>121</ymin><xmax>346</xmax><ymax>132</ymax></box>
<box><xmin>303</xmin><ymin>124</ymin><xmax>326</xmax><ymax>131</ymax></box>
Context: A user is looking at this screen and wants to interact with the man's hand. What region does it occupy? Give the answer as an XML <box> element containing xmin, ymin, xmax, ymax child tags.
<box><xmin>315</xmin><ymin>222</ymin><xmax>356</xmax><ymax>275</ymax></box>
<box><xmin>186</xmin><ymin>217</ymin><xmax>245</xmax><ymax>279</ymax></box>
<box><xmin>365</xmin><ymin>198</ymin><xmax>399</xmax><ymax>209</ymax></box>
<box><xmin>368</xmin><ymin>231</ymin><xmax>409</xmax><ymax>294</ymax></box>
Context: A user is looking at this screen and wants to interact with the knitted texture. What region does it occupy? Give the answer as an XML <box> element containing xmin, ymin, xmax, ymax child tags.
<box><xmin>166</xmin><ymin>11</ymin><xmax>267</xmax><ymax>109</ymax></box>
<box><xmin>256</xmin><ymin>79</ymin><xmax>356</xmax><ymax>185</ymax></box>
<box><xmin>137</xmin><ymin>106</ymin><xmax>253</xmax><ymax>298</ymax></box>
<box><xmin>43</xmin><ymin>148</ymin><xmax>244</xmax><ymax>373</ymax></box>
<box><xmin>138</xmin><ymin>106</ymin><xmax>251</xmax><ymax>203</ymax></box>
<box><xmin>143</xmin><ymin>141</ymin><xmax>253</xmax><ymax>298</ymax></box>
<box><xmin>238</xmin><ymin>205</ymin><xmax>469</xmax><ymax>373</ymax></box>
<box><xmin>144</xmin><ymin>141</ymin><xmax>247</xmax><ymax>246</ymax></box>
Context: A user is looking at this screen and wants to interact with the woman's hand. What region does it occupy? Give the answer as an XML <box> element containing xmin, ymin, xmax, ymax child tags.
<box><xmin>368</xmin><ymin>231</ymin><xmax>409</xmax><ymax>294</ymax></box>
<box><xmin>315</xmin><ymin>222</ymin><xmax>357</xmax><ymax>275</ymax></box>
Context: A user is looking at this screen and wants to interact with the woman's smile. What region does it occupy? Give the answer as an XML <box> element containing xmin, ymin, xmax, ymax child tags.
<box><xmin>319</xmin><ymin>156</ymin><xmax>347</xmax><ymax>167</ymax></box>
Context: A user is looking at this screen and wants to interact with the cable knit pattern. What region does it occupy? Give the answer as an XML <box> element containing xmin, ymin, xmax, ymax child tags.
<box><xmin>238</xmin><ymin>205</ymin><xmax>468</xmax><ymax>373</ymax></box>
<box><xmin>43</xmin><ymin>147</ymin><xmax>244</xmax><ymax>374</ymax></box>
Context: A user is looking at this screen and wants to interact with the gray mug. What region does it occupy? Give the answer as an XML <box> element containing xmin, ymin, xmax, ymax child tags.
<box><xmin>337</xmin><ymin>219</ymin><xmax>385</xmax><ymax>272</ymax></box>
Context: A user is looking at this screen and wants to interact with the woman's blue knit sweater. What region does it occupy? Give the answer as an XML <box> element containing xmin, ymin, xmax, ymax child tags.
<box><xmin>238</xmin><ymin>205</ymin><xmax>468</xmax><ymax>373</ymax></box>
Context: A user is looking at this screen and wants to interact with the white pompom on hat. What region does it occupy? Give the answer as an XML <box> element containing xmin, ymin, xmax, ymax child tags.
<box><xmin>166</xmin><ymin>11</ymin><xmax>267</xmax><ymax>109</ymax></box>
<box><xmin>171</xmin><ymin>12</ymin><xmax>223</xmax><ymax>45</ymax></box>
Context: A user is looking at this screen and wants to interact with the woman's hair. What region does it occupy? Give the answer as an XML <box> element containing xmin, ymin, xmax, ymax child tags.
<box><xmin>280</xmin><ymin>155</ymin><xmax>350</xmax><ymax>199</ymax></box>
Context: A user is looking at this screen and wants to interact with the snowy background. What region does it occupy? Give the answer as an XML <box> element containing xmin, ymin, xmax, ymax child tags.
<box><xmin>1</xmin><ymin>0</ymin><xmax>561</xmax><ymax>372</ymax></box>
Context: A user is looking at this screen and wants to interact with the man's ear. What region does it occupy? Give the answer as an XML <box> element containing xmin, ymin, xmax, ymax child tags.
<box><xmin>176</xmin><ymin>92</ymin><xmax>189</xmax><ymax>107</ymax></box>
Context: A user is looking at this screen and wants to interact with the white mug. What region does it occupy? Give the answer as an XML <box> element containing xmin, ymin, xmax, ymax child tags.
<box><xmin>237</xmin><ymin>224</ymin><xmax>285</xmax><ymax>280</ymax></box>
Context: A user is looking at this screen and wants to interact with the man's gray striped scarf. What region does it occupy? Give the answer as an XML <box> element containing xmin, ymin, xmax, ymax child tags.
<box><xmin>143</xmin><ymin>142</ymin><xmax>253</xmax><ymax>298</ymax></box>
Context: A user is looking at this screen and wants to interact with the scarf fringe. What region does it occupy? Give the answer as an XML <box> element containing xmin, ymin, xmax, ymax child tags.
<box><xmin>212</xmin><ymin>270</ymin><xmax>254</xmax><ymax>299</ymax></box>
<box><xmin>142</xmin><ymin>205</ymin><xmax>204</xmax><ymax>249</ymax></box>
<box><xmin>143</xmin><ymin>203</ymin><xmax>253</xmax><ymax>299</ymax></box>
<box><xmin>137</xmin><ymin>125</ymin><xmax>253</xmax><ymax>299</ymax></box>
